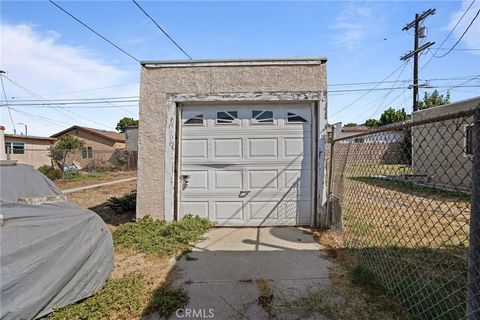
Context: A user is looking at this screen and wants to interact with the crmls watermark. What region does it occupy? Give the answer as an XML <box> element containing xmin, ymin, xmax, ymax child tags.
<box><xmin>175</xmin><ymin>308</ymin><xmax>215</xmax><ymax>318</ymax></box>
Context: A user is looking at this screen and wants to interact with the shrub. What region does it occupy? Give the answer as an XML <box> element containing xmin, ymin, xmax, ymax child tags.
<box><xmin>106</xmin><ymin>190</ymin><xmax>137</xmax><ymax>213</ymax></box>
<box><xmin>38</xmin><ymin>165</ymin><xmax>62</xmax><ymax>181</ymax></box>
<box><xmin>113</xmin><ymin>215</ymin><xmax>214</xmax><ymax>256</ymax></box>
<box><xmin>63</xmin><ymin>171</ymin><xmax>84</xmax><ymax>180</ymax></box>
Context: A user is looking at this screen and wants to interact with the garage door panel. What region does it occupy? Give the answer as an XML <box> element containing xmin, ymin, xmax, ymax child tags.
<box><xmin>214</xmin><ymin>201</ymin><xmax>244</xmax><ymax>221</ymax></box>
<box><xmin>181</xmin><ymin>201</ymin><xmax>209</xmax><ymax>218</ymax></box>
<box><xmin>213</xmin><ymin>138</ymin><xmax>243</xmax><ymax>158</ymax></box>
<box><xmin>284</xmin><ymin>137</ymin><xmax>310</xmax><ymax>158</ymax></box>
<box><xmin>284</xmin><ymin>169</ymin><xmax>311</xmax><ymax>190</ymax></box>
<box><xmin>182</xmin><ymin>139</ymin><xmax>208</xmax><ymax>158</ymax></box>
<box><xmin>249</xmin><ymin>201</ymin><xmax>278</xmax><ymax>221</ymax></box>
<box><xmin>182</xmin><ymin>170</ymin><xmax>208</xmax><ymax>190</ymax></box>
<box><xmin>248</xmin><ymin>138</ymin><xmax>278</xmax><ymax>158</ymax></box>
<box><xmin>214</xmin><ymin>170</ymin><xmax>243</xmax><ymax>189</ymax></box>
<box><xmin>248</xmin><ymin>170</ymin><xmax>278</xmax><ymax>190</ymax></box>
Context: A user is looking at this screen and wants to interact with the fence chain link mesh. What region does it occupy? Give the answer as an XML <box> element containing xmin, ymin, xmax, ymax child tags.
<box><xmin>326</xmin><ymin>106</ymin><xmax>479</xmax><ymax>319</ymax></box>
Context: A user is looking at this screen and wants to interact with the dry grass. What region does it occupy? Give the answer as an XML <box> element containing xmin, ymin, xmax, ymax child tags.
<box><xmin>55</xmin><ymin>171</ymin><xmax>136</xmax><ymax>190</ymax></box>
<box><xmin>282</xmin><ymin>229</ymin><xmax>409</xmax><ymax>320</ymax></box>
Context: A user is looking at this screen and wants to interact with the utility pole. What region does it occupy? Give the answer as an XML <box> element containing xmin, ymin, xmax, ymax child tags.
<box><xmin>401</xmin><ymin>9</ymin><xmax>436</xmax><ymax>112</ymax></box>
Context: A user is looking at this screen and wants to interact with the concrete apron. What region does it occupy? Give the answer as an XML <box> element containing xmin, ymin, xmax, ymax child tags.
<box><xmin>169</xmin><ymin>227</ymin><xmax>331</xmax><ymax>320</ymax></box>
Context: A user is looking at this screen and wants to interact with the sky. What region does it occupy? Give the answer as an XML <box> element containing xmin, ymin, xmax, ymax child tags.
<box><xmin>1</xmin><ymin>0</ymin><xmax>479</xmax><ymax>136</ymax></box>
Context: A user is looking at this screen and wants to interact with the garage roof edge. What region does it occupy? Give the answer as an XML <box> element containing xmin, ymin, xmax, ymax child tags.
<box><xmin>141</xmin><ymin>57</ymin><xmax>327</xmax><ymax>67</ymax></box>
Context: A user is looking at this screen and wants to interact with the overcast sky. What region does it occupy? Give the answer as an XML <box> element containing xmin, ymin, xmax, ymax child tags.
<box><xmin>1</xmin><ymin>0</ymin><xmax>479</xmax><ymax>136</ymax></box>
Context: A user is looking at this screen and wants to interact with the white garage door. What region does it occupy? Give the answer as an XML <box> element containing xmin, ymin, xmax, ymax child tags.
<box><xmin>179</xmin><ymin>104</ymin><xmax>312</xmax><ymax>226</ymax></box>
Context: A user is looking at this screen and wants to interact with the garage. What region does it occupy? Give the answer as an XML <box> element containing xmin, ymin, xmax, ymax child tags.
<box><xmin>137</xmin><ymin>58</ymin><xmax>327</xmax><ymax>227</ymax></box>
<box><xmin>179</xmin><ymin>104</ymin><xmax>312</xmax><ymax>226</ymax></box>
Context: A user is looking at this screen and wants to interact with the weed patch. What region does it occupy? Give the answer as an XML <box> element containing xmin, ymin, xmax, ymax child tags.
<box><xmin>106</xmin><ymin>190</ymin><xmax>136</xmax><ymax>213</ymax></box>
<box><xmin>47</xmin><ymin>275</ymin><xmax>145</xmax><ymax>320</ymax></box>
<box><xmin>144</xmin><ymin>285</ymin><xmax>189</xmax><ymax>318</ymax></box>
<box><xmin>113</xmin><ymin>215</ymin><xmax>213</xmax><ymax>257</ymax></box>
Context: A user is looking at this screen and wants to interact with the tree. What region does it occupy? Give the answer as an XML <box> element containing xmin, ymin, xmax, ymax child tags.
<box><xmin>50</xmin><ymin>134</ymin><xmax>85</xmax><ymax>174</ymax></box>
<box><xmin>379</xmin><ymin>107</ymin><xmax>408</xmax><ymax>126</ymax></box>
<box><xmin>116</xmin><ymin>117</ymin><xmax>139</xmax><ymax>132</ymax></box>
<box><xmin>364</xmin><ymin>119</ymin><xmax>380</xmax><ymax>127</ymax></box>
<box><xmin>344</xmin><ymin>123</ymin><xmax>358</xmax><ymax>127</ymax></box>
<box><xmin>418</xmin><ymin>90</ymin><xmax>450</xmax><ymax>110</ymax></box>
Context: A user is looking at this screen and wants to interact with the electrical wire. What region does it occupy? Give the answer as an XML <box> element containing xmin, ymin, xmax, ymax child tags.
<box><xmin>49</xmin><ymin>0</ymin><xmax>140</xmax><ymax>62</ymax></box>
<box><xmin>330</xmin><ymin>62</ymin><xmax>410</xmax><ymax>117</ymax></box>
<box><xmin>131</xmin><ymin>0</ymin><xmax>192</xmax><ymax>60</ymax></box>
<box><xmin>0</xmin><ymin>74</ymin><xmax>16</xmax><ymax>132</ymax></box>
<box><xmin>435</xmin><ymin>8</ymin><xmax>480</xmax><ymax>58</ymax></box>
<box><xmin>421</xmin><ymin>0</ymin><xmax>476</xmax><ymax>70</ymax></box>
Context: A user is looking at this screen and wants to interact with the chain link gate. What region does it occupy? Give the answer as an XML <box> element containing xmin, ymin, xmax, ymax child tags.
<box><xmin>326</xmin><ymin>105</ymin><xmax>480</xmax><ymax>319</ymax></box>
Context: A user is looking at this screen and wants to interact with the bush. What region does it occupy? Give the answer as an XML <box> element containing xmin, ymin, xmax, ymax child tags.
<box><xmin>63</xmin><ymin>171</ymin><xmax>84</xmax><ymax>180</ymax></box>
<box><xmin>113</xmin><ymin>215</ymin><xmax>214</xmax><ymax>256</ymax></box>
<box><xmin>106</xmin><ymin>190</ymin><xmax>137</xmax><ymax>213</ymax></box>
<box><xmin>38</xmin><ymin>165</ymin><xmax>62</xmax><ymax>181</ymax></box>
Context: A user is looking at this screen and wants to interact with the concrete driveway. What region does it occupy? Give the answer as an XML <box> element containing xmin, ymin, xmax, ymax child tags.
<box><xmin>170</xmin><ymin>227</ymin><xmax>332</xmax><ymax>320</ymax></box>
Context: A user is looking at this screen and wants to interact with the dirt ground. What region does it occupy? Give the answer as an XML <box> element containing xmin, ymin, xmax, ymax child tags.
<box><xmin>65</xmin><ymin>179</ymin><xmax>137</xmax><ymax>230</ymax></box>
<box><xmin>65</xmin><ymin>179</ymin><xmax>177</xmax><ymax>295</ymax></box>
<box><xmin>56</xmin><ymin>171</ymin><xmax>137</xmax><ymax>191</ymax></box>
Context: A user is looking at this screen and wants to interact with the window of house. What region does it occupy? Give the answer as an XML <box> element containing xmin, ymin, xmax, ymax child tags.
<box><xmin>287</xmin><ymin>112</ymin><xmax>308</xmax><ymax>123</ymax></box>
<box><xmin>184</xmin><ymin>114</ymin><xmax>204</xmax><ymax>125</ymax></box>
<box><xmin>251</xmin><ymin>110</ymin><xmax>274</xmax><ymax>124</ymax></box>
<box><xmin>4</xmin><ymin>142</ymin><xmax>25</xmax><ymax>154</ymax></box>
<box><xmin>216</xmin><ymin>111</ymin><xmax>238</xmax><ymax>124</ymax></box>
<box><xmin>465</xmin><ymin>124</ymin><xmax>474</xmax><ymax>156</ymax></box>
<box><xmin>82</xmin><ymin>146</ymin><xmax>93</xmax><ymax>159</ymax></box>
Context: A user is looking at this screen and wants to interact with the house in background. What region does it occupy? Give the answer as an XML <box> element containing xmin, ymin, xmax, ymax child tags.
<box><xmin>412</xmin><ymin>96</ymin><xmax>480</xmax><ymax>191</ymax></box>
<box><xmin>2</xmin><ymin>126</ymin><xmax>56</xmax><ymax>168</ymax></box>
<box><xmin>50</xmin><ymin>125</ymin><xmax>125</xmax><ymax>167</ymax></box>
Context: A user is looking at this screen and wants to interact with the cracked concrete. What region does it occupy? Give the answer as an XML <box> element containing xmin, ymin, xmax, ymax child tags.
<box><xmin>167</xmin><ymin>227</ymin><xmax>332</xmax><ymax>320</ymax></box>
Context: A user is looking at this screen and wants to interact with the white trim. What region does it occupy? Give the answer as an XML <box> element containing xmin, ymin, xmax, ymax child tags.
<box><xmin>164</xmin><ymin>91</ymin><xmax>327</xmax><ymax>225</ymax></box>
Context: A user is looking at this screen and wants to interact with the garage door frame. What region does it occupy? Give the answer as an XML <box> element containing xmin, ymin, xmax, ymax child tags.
<box><xmin>164</xmin><ymin>91</ymin><xmax>327</xmax><ymax>227</ymax></box>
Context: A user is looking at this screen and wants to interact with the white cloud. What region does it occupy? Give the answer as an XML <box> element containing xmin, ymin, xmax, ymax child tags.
<box><xmin>0</xmin><ymin>24</ymin><xmax>139</xmax><ymax>135</ymax></box>
<box><xmin>330</xmin><ymin>3</ymin><xmax>375</xmax><ymax>50</ymax></box>
<box><xmin>448</xmin><ymin>0</ymin><xmax>480</xmax><ymax>51</ymax></box>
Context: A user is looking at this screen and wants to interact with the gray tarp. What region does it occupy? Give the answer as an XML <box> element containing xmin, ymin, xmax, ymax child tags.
<box><xmin>0</xmin><ymin>163</ymin><xmax>114</xmax><ymax>320</ymax></box>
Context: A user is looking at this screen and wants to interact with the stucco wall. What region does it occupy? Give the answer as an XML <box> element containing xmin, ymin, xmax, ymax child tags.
<box><xmin>411</xmin><ymin>97</ymin><xmax>480</xmax><ymax>191</ymax></box>
<box><xmin>5</xmin><ymin>137</ymin><xmax>54</xmax><ymax>168</ymax></box>
<box><xmin>125</xmin><ymin>127</ymin><xmax>139</xmax><ymax>151</ymax></box>
<box><xmin>137</xmin><ymin>60</ymin><xmax>327</xmax><ymax>220</ymax></box>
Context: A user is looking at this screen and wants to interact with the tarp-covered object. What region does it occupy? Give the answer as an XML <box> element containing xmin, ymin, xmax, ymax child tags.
<box><xmin>0</xmin><ymin>163</ymin><xmax>114</xmax><ymax>320</ymax></box>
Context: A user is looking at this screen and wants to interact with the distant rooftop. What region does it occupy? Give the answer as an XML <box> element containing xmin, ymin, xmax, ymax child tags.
<box><xmin>4</xmin><ymin>134</ymin><xmax>57</xmax><ymax>141</ymax></box>
<box><xmin>51</xmin><ymin>125</ymin><xmax>125</xmax><ymax>143</ymax></box>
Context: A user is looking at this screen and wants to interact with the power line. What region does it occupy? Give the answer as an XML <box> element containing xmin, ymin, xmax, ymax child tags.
<box><xmin>49</xmin><ymin>0</ymin><xmax>140</xmax><ymax>62</ymax></box>
<box><xmin>2</xmin><ymin>75</ymin><xmax>113</xmax><ymax>129</ymax></box>
<box><xmin>131</xmin><ymin>0</ymin><xmax>192</xmax><ymax>60</ymax></box>
<box><xmin>422</xmin><ymin>1</ymin><xmax>476</xmax><ymax>70</ymax></box>
<box><xmin>329</xmin><ymin>62</ymin><xmax>411</xmax><ymax>117</ymax></box>
<box><xmin>0</xmin><ymin>73</ymin><xmax>16</xmax><ymax>132</ymax></box>
<box><xmin>435</xmin><ymin>8</ymin><xmax>480</xmax><ymax>58</ymax></box>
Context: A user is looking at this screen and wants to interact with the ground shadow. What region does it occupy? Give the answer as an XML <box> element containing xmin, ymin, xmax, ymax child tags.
<box><xmin>89</xmin><ymin>203</ymin><xmax>135</xmax><ymax>226</ymax></box>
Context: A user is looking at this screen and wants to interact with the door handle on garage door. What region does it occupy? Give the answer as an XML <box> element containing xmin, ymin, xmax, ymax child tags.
<box><xmin>181</xmin><ymin>175</ymin><xmax>190</xmax><ymax>185</ymax></box>
<box><xmin>239</xmin><ymin>190</ymin><xmax>251</xmax><ymax>197</ymax></box>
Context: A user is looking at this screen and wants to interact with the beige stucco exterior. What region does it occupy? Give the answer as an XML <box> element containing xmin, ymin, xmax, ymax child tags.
<box><xmin>137</xmin><ymin>58</ymin><xmax>328</xmax><ymax>222</ymax></box>
<box><xmin>412</xmin><ymin>97</ymin><xmax>480</xmax><ymax>191</ymax></box>
<box><xmin>4</xmin><ymin>135</ymin><xmax>56</xmax><ymax>168</ymax></box>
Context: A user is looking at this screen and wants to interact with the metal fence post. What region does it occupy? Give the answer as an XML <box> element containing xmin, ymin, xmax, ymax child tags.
<box><xmin>467</xmin><ymin>105</ymin><xmax>480</xmax><ymax>319</ymax></box>
<box><xmin>326</xmin><ymin>126</ymin><xmax>335</xmax><ymax>227</ymax></box>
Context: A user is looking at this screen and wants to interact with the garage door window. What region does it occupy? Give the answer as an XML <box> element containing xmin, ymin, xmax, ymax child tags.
<box><xmin>287</xmin><ymin>112</ymin><xmax>308</xmax><ymax>123</ymax></box>
<box><xmin>184</xmin><ymin>114</ymin><xmax>204</xmax><ymax>125</ymax></box>
<box><xmin>251</xmin><ymin>110</ymin><xmax>274</xmax><ymax>124</ymax></box>
<box><xmin>216</xmin><ymin>111</ymin><xmax>238</xmax><ymax>124</ymax></box>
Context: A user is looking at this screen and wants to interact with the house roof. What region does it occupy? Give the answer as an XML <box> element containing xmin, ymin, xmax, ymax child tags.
<box><xmin>141</xmin><ymin>57</ymin><xmax>328</xmax><ymax>67</ymax></box>
<box><xmin>50</xmin><ymin>126</ymin><xmax>125</xmax><ymax>143</ymax></box>
<box><xmin>4</xmin><ymin>134</ymin><xmax>57</xmax><ymax>142</ymax></box>
<box><xmin>342</xmin><ymin>125</ymin><xmax>373</xmax><ymax>132</ymax></box>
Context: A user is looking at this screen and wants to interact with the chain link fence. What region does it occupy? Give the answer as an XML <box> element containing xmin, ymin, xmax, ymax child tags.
<box><xmin>326</xmin><ymin>106</ymin><xmax>479</xmax><ymax>319</ymax></box>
